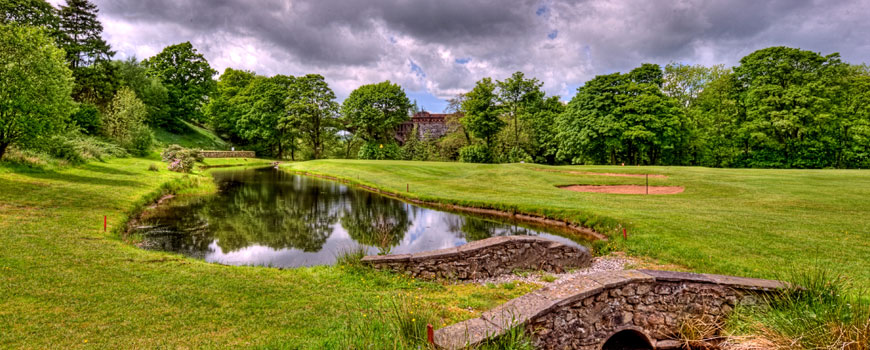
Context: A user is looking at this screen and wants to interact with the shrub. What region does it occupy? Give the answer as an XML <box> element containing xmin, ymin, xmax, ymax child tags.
<box><xmin>148</xmin><ymin>163</ymin><xmax>160</xmax><ymax>172</ymax></box>
<box><xmin>161</xmin><ymin>144</ymin><xmax>185</xmax><ymax>162</ymax></box>
<box><xmin>70</xmin><ymin>103</ymin><xmax>102</xmax><ymax>135</ymax></box>
<box><xmin>44</xmin><ymin>136</ymin><xmax>85</xmax><ymax>165</ymax></box>
<box><xmin>504</xmin><ymin>146</ymin><xmax>532</xmax><ymax>163</ymax></box>
<box><xmin>129</xmin><ymin>125</ymin><xmax>154</xmax><ymax>156</ymax></box>
<box><xmin>358</xmin><ymin>141</ymin><xmax>401</xmax><ymax>160</ymax></box>
<box><xmin>459</xmin><ymin>144</ymin><xmax>493</xmax><ymax>163</ymax></box>
<box><xmin>161</xmin><ymin>144</ymin><xmax>200</xmax><ymax>173</ymax></box>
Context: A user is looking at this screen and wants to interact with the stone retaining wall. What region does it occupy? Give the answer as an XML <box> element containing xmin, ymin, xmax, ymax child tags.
<box><xmin>361</xmin><ymin>236</ymin><xmax>592</xmax><ymax>280</ymax></box>
<box><xmin>199</xmin><ymin>151</ymin><xmax>256</xmax><ymax>158</ymax></box>
<box><xmin>434</xmin><ymin>269</ymin><xmax>785</xmax><ymax>349</ymax></box>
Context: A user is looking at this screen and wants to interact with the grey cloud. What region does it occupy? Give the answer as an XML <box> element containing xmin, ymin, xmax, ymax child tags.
<box><xmin>90</xmin><ymin>0</ymin><xmax>870</xmax><ymax>103</ymax></box>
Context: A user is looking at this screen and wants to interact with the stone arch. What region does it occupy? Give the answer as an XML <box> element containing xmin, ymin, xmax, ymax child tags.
<box><xmin>600</xmin><ymin>327</ymin><xmax>655</xmax><ymax>350</ymax></box>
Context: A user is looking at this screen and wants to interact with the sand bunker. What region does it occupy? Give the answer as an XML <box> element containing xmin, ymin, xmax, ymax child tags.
<box><xmin>534</xmin><ymin>168</ymin><xmax>668</xmax><ymax>178</ymax></box>
<box><xmin>560</xmin><ymin>184</ymin><xmax>684</xmax><ymax>195</ymax></box>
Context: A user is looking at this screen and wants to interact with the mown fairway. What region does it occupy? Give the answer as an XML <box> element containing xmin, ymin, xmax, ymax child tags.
<box><xmin>288</xmin><ymin>160</ymin><xmax>870</xmax><ymax>287</ymax></box>
<box><xmin>0</xmin><ymin>159</ymin><xmax>534</xmax><ymax>349</ymax></box>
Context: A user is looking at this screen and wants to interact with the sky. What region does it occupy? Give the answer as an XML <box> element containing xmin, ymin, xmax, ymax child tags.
<box><xmin>49</xmin><ymin>0</ymin><xmax>870</xmax><ymax>112</ymax></box>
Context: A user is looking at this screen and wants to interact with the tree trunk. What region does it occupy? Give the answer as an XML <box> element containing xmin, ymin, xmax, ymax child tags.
<box><xmin>0</xmin><ymin>142</ymin><xmax>9</xmax><ymax>160</ymax></box>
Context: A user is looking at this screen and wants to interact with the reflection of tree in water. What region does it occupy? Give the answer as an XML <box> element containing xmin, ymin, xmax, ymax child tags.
<box><xmin>340</xmin><ymin>191</ymin><xmax>410</xmax><ymax>253</ymax></box>
<box><xmin>443</xmin><ymin>215</ymin><xmax>534</xmax><ymax>242</ymax></box>
<box><xmin>139</xmin><ymin>170</ymin><xmax>341</xmax><ymax>255</ymax></box>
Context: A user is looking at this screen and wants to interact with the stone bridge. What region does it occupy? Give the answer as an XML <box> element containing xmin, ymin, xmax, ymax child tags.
<box><xmin>434</xmin><ymin>269</ymin><xmax>785</xmax><ymax>350</ymax></box>
<box><xmin>362</xmin><ymin>236</ymin><xmax>592</xmax><ymax>280</ymax></box>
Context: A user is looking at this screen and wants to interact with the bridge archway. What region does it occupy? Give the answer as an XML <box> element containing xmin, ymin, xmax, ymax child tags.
<box><xmin>601</xmin><ymin>327</ymin><xmax>654</xmax><ymax>350</ymax></box>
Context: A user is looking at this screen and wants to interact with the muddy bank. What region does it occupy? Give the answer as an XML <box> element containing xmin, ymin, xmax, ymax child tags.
<box><xmin>285</xmin><ymin>170</ymin><xmax>608</xmax><ymax>241</ymax></box>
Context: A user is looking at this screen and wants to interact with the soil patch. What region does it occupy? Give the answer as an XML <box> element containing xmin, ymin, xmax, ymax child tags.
<box><xmin>560</xmin><ymin>184</ymin><xmax>684</xmax><ymax>195</ymax></box>
<box><xmin>535</xmin><ymin>168</ymin><xmax>668</xmax><ymax>178</ymax></box>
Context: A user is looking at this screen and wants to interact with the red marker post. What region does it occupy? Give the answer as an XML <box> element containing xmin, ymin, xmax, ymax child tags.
<box><xmin>623</xmin><ymin>228</ymin><xmax>627</xmax><ymax>240</ymax></box>
<box><xmin>104</xmin><ymin>216</ymin><xmax>107</xmax><ymax>232</ymax></box>
<box><xmin>427</xmin><ymin>324</ymin><xmax>434</xmax><ymax>344</ymax></box>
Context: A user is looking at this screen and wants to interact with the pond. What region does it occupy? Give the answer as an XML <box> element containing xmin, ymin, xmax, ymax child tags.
<box><xmin>134</xmin><ymin>167</ymin><xmax>589</xmax><ymax>268</ymax></box>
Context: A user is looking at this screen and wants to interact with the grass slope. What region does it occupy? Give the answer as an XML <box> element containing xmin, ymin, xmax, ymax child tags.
<box><xmin>0</xmin><ymin>158</ymin><xmax>532</xmax><ymax>349</ymax></box>
<box><xmin>153</xmin><ymin>121</ymin><xmax>230</xmax><ymax>150</ymax></box>
<box><xmin>287</xmin><ymin>160</ymin><xmax>870</xmax><ymax>287</ymax></box>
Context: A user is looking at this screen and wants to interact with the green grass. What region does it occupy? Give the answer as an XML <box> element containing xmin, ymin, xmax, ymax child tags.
<box><xmin>286</xmin><ymin>160</ymin><xmax>870</xmax><ymax>288</ymax></box>
<box><xmin>153</xmin><ymin>121</ymin><xmax>230</xmax><ymax>150</ymax></box>
<box><xmin>0</xmin><ymin>158</ymin><xmax>534</xmax><ymax>349</ymax></box>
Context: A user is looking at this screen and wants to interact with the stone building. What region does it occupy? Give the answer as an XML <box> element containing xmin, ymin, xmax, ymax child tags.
<box><xmin>395</xmin><ymin>111</ymin><xmax>455</xmax><ymax>144</ymax></box>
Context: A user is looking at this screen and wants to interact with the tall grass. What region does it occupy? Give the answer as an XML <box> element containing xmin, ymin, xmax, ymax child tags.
<box><xmin>727</xmin><ymin>266</ymin><xmax>870</xmax><ymax>349</ymax></box>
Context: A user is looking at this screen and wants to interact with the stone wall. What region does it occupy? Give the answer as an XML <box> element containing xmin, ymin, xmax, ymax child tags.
<box><xmin>199</xmin><ymin>151</ymin><xmax>256</xmax><ymax>158</ymax></box>
<box><xmin>361</xmin><ymin>236</ymin><xmax>592</xmax><ymax>280</ymax></box>
<box><xmin>434</xmin><ymin>269</ymin><xmax>784</xmax><ymax>350</ymax></box>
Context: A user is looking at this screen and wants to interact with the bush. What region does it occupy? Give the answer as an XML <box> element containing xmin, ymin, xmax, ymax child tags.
<box><xmin>504</xmin><ymin>146</ymin><xmax>533</xmax><ymax>163</ymax></box>
<box><xmin>161</xmin><ymin>144</ymin><xmax>200</xmax><ymax>173</ymax></box>
<box><xmin>459</xmin><ymin>144</ymin><xmax>493</xmax><ymax>163</ymax></box>
<box><xmin>148</xmin><ymin>163</ymin><xmax>160</xmax><ymax>172</ymax></box>
<box><xmin>45</xmin><ymin>136</ymin><xmax>86</xmax><ymax>165</ymax></box>
<box><xmin>70</xmin><ymin>103</ymin><xmax>102</xmax><ymax>135</ymax></box>
<box><xmin>358</xmin><ymin>141</ymin><xmax>401</xmax><ymax>160</ymax></box>
<box><xmin>129</xmin><ymin>125</ymin><xmax>154</xmax><ymax>156</ymax></box>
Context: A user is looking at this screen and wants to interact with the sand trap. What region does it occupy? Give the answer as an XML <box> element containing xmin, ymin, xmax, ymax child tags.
<box><xmin>560</xmin><ymin>184</ymin><xmax>684</xmax><ymax>195</ymax></box>
<box><xmin>534</xmin><ymin>168</ymin><xmax>668</xmax><ymax>178</ymax></box>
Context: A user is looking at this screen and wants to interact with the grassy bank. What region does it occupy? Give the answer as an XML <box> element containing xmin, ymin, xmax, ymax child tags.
<box><xmin>0</xmin><ymin>158</ymin><xmax>534</xmax><ymax>349</ymax></box>
<box><xmin>286</xmin><ymin>160</ymin><xmax>870</xmax><ymax>287</ymax></box>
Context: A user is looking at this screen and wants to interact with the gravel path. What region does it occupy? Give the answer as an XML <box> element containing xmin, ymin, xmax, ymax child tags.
<box><xmin>468</xmin><ymin>255</ymin><xmax>629</xmax><ymax>286</ymax></box>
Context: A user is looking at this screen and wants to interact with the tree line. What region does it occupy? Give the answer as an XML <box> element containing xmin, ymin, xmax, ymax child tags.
<box><xmin>2</xmin><ymin>0</ymin><xmax>868</xmax><ymax>168</ymax></box>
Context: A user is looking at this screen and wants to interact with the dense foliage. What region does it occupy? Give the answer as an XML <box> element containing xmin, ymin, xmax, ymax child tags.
<box><xmin>0</xmin><ymin>24</ymin><xmax>74</xmax><ymax>159</ymax></box>
<box><xmin>144</xmin><ymin>42</ymin><xmax>217</xmax><ymax>129</ymax></box>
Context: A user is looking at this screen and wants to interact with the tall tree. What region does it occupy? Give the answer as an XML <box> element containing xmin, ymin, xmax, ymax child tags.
<box><xmin>497</xmin><ymin>72</ymin><xmax>544</xmax><ymax>149</ymax></box>
<box><xmin>235</xmin><ymin>75</ymin><xmax>297</xmax><ymax>159</ymax></box>
<box><xmin>57</xmin><ymin>0</ymin><xmax>113</xmax><ymax>69</ymax></box>
<box><xmin>733</xmin><ymin>46</ymin><xmax>848</xmax><ymax>168</ymax></box>
<box><xmin>0</xmin><ymin>24</ymin><xmax>74</xmax><ymax>159</ymax></box>
<box><xmin>287</xmin><ymin>74</ymin><xmax>340</xmax><ymax>159</ymax></box>
<box><xmin>144</xmin><ymin>42</ymin><xmax>217</xmax><ymax>128</ymax></box>
<box><xmin>205</xmin><ymin>68</ymin><xmax>257</xmax><ymax>141</ymax></box>
<box><xmin>341</xmin><ymin>81</ymin><xmax>411</xmax><ymax>142</ymax></box>
<box><xmin>113</xmin><ymin>58</ymin><xmax>169</xmax><ymax>127</ymax></box>
<box><xmin>460</xmin><ymin>78</ymin><xmax>504</xmax><ymax>148</ymax></box>
<box><xmin>556</xmin><ymin>64</ymin><xmax>687</xmax><ymax>165</ymax></box>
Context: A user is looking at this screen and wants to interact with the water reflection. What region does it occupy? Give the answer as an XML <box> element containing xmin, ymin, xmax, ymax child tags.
<box><xmin>136</xmin><ymin>167</ymin><xmax>586</xmax><ymax>267</ymax></box>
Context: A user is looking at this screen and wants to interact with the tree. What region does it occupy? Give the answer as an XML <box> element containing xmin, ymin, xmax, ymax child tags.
<box><xmin>0</xmin><ymin>24</ymin><xmax>74</xmax><ymax>159</ymax></box>
<box><xmin>1</xmin><ymin>0</ymin><xmax>58</xmax><ymax>29</ymax></box>
<box><xmin>103</xmin><ymin>87</ymin><xmax>147</xmax><ymax>145</ymax></box>
<box><xmin>287</xmin><ymin>74</ymin><xmax>340</xmax><ymax>159</ymax></box>
<box><xmin>206</xmin><ymin>68</ymin><xmax>256</xmax><ymax>141</ymax></box>
<box><xmin>497</xmin><ymin>72</ymin><xmax>544</xmax><ymax>150</ymax></box>
<box><xmin>235</xmin><ymin>75</ymin><xmax>297</xmax><ymax>159</ymax></box>
<box><xmin>144</xmin><ymin>42</ymin><xmax>217</xmax><ymax>128</ymax></box>
<box><xmin>341</xmin><ymin>81</ymin><xmax>411</xmax><ymax>143</ymax></box>
<box><xmin>460</xmin><ymin>78</ymin><xmax>504</xmax><ymax>148</ymax></box>
<box><xmin>733</xmin><ymin>47</ymin><xmax>848</xmax><ymax>168</ymax></box>
<box><xmin>113</xmin><ymin>58</ymin><xmax>170</xmax><ymax>127</ymax></box>
<box><xmin>57</xmin><ymin>0</ymin><xmax>113</xmax><ymax>69</ymax></box>
<box><xmin>556</xmin><ymin>64</ymin><xmax>688</xmax><ymax>165</ymax></box>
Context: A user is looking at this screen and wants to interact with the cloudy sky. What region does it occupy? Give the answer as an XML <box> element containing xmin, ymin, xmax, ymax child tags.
<box><xmin>48</xmin><ymin>0</ymin><xmax>870</xmax><ymax>112</ymax></box>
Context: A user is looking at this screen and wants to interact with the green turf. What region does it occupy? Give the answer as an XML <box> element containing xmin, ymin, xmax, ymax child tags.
<box><xmin>153</xmin><ymin>121</ymin><xmax>230</xmax><ymax>150</ymax></box>
<box><xmin>286</xmin><ymin>160</ymin><xmax>870</xmax><ymax>287</ymax></box>
<box><xmin>0</xmin><ymin>158</ymin><xmax>534</xmax><ymax>349</ymax></box>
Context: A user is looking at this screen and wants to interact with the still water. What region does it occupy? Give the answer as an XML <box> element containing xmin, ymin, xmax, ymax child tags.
<box><xmin>135</xmin><ymin>167</ymin><xmax>587</xmax><ymax>268</ymax></box>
